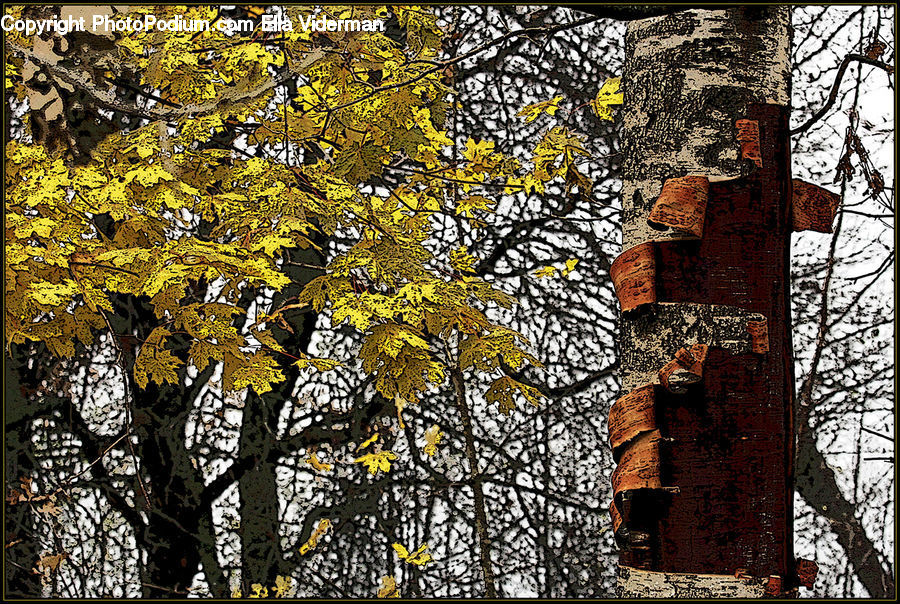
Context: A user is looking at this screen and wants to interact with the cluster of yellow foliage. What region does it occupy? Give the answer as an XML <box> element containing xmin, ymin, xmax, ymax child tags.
<box><xmin>4</xmin><ymin>9</ymin><xmax>621</xmax><ymax>589</ymax></box>
<box><xmin>4</xmin><ymin>4</ymin><xmax>626</xmax><ymax>597</ymax></box>
<box><xmin>4</xmin><ymin>5</ymin><xmax>573</xmax><ymax>410</ymax></box>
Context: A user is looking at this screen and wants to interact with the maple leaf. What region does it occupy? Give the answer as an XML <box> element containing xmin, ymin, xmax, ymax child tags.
<box><xmin>462</xmin><ymin>138</ymin><xmax>495</xmax><ymax>162</ymax></box>
<box><xmin>393</xmin><ymin>542</ymin><xmax>433</xmax><ymax>566</ymax></box>
<box><xmin>228</xmin><ymin>350</ymin><xmax>286</xmax><ymax>395</ymax></box>
<box><xmin>332</xmin><ymin>141</ymin><xmax>386</xmax><ymax>183</ymax></box>
<box><xmin>28</xmin><ymin>280</ymin><xmax>78</xmax><ymax>306</ymax></box>
<box><xmin>250</xmin><ymin>233</ymin><xmax>295</xmax><ymax>257</ymax></box>
<box><xmin>355</xmin><ymin>450</ymin><xmax>398</xmax><ymax>475</ymax></box>
<box><xmin>485</xmin><ymin>376</ymin><xmax>543</xmax><ymax>415</ymax></box>
<box><xmin>536</xmin><ymin>259</ymin><xmax>579</xmax><ymax>280</ymax></box>
<box><xmin>455</xmin><ymin>195</ymin><xmax>495</xmax><ymax>218</ymax></box>
<box><xmin>517</xmin><ymin>95</ymin><xmax>563</xmax><ymax>123</ymax></box>
<box><xmin>134</xmin><ymin>334</ymin><xmax>182</xmax><ymax>390</ymax></box>
<box><xmin>591</xmin><ymin>76</ymin><xmax>623</xmax><ymax>121</ymax></box>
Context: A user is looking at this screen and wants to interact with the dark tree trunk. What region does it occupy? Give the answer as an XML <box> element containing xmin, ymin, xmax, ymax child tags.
<box><xmin>237</xmin><ymin>247</ymin><xmax>321</xmax><ymax>592</ymax></box>
<box><xmin>106</xmin><ymin>292</ymin><xmax>226</xmax><ymax>598</ymax></box>
<box><xmin>5</xmin><ymin>350</ymin><xmax>48</xmax><ymax>598</ymax></box>
<box><xmin>128</xmin><ymin>355</ymin><xmax>215</xmax><ymax>598</ymax></box>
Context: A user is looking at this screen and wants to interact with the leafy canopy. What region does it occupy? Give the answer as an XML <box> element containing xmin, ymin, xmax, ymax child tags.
<box><xmin>4</xmin><ymin>3</ymin><xmax>616</xmax><ymax>596</ymax></box>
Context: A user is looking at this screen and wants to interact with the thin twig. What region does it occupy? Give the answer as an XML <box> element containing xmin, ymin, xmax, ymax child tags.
<box><xmin>860</xmin><ymin>426</ymin><xmax>894</xmax><ymax>442</ymax></box>
<box><xmin>54</xmin><ymin>432</ymin><xmax>130</xmax><ymax>492</ymax></box>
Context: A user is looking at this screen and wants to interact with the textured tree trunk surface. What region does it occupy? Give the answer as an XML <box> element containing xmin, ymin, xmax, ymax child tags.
<box><xmin>611</xmin><ymin>8</ymin><xmax>798</xmax><ymax>597</ymax></box>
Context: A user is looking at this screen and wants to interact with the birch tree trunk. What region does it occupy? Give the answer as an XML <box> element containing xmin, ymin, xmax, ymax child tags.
<box><xmin>609</xmin><ymin>8</ymin><xmax>809</xmax><ymax>597</ymax></box>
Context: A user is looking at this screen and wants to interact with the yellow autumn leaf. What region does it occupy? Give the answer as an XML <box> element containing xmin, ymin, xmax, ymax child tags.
<box><xmin>455</xmin><ymin>195</ymin><xmax>495</xmax><ymax>218</ymax></box>
<box><xmin>462</xmin><ymin>138</ymin><xmax>495</xmax><ymax>162</ymax></box>
<box><xmin>395</xmin><ymin>393</ymin><xmax>409</xmax><ymax>429</ymax></box>
<box><xmin>134</xmin><ymin>343</ymin><xmax>182</xmax><ymax>389</ymax></box>
<box><xmin>423</xmin><ymin>424</ymin><xmax>443</xmax><ymax>457</ymax></box>
<box><xmin>377</xmin><ymin>575</ymin><xmax>400</xmax><ymax>598</ymax></box>
<box><xmin>485</xmin><ymin>376</ymin><xmax>543</xmax><ymax>415</ymax></box>
<box><xmin>450</xmin><ymin>246</ymin><xmax>477</xmax><ymax>273</ymax></box>
<box><xmin>125</xmin><ymin>164</ymin><xmax>174</xmax><ymax>187</ymax></box>
<box><xmin>393</xmin><ymin>542</ymin><xmax>433</xmax><ymax>566</ymax></box>
<box><xmin>535</xmin><ymin>259</ymin><xmax>578</xmax><ymax>280</ymax></box>
<box><xmin>299</xmin><ymin>519</ymin><xmax>331</xmax><ymax>555</ymax></box>
<box><xmin>249</xmin><ymin>584</ymin><xmax>268</xmax><ymax>598</ymax></box>
<box><xmin>293</xmin><ymin>354</ymin><xmax>341</xmax><ymax>372</ymax></box>
<box><xmin>228</xmin><ymin>350</ymin><xmax>286</xmax><ymax>395</ymax></box>
<box><xmin>357</xmin><ymin>433</ymin><xmax>379</xmax><ymax>452</ymax></box>
<box><xmin>305</xmin><ymin>453</ymin><xmax>332</xmax><ymax>473</ymax></box>
<box><xmin>591</xmin><ymin>76</ymin><xmax>624</xmax><ymax>121</ymax></box>
<box><xmin>272</xmin><ymin>575</ymin><xmax>292</xmax><ymax>598</ymax></box>
<box><xmin>517</xmin><ymin>95</ymin><xmax>563</xmax><ymax>123</ymax></box>
<box><xmin>28</xmin><ymin>280</ymin><xmax>79</xmax><ymax>306</ymax></box>
<box><xmin>355</xmin><ymin>450</ymin><xmax>398</xmax><ymax>475</ymax></box>
<box><xmin>534</xmin><ymin>266</ymin><xmax>557</xmax><ymax>279</ymax></box>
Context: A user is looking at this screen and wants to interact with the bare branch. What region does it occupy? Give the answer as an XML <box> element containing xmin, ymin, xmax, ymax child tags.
<box><xmin>791</xmin><ymin>54</ymin><xmax>893</xmax><ymax>136</ymax></box>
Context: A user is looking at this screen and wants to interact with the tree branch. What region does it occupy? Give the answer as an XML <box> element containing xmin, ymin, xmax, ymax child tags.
<box><xmin>5</xmin><ymin>40</ymin><xmax>313</xmax><ymax>121</ymax></box>
<box><xmin>572</xmin><ymin>6</ymin><xmax>731</xmax><ymax>21</ymax></box>
<box><xmin>795</xmin><ymin>433</ymin><xmax>895</xmax><ymax>597</ymax></box>
<box><xmin>791</xmin><ymin>54</ymin><xmax>893</xmax><ymax>136</ymax></box>
<box><xmin>794</xmin><ymin>134</ymin><xmax>894</xmax><ymax>597</ymax></box>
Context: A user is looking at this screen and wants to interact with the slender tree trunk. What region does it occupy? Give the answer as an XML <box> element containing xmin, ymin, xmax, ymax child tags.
<box><xmin>611</xmin><ymin>8</ymin><xmax>800</xmax><ymax>596</ymax></box>
<box><xmin>237</xmin><ymin>392</ymin><xmax>286</xmax><ymax>591</ymax></box>
<box><xmin>450</xmin><ymin>367</ymin><xmax>498</xmax><ymax>598</ymax></box>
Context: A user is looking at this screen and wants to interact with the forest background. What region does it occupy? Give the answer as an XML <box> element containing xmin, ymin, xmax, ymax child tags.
<box><xmin>3</xmin><ymin>4</ymin><xmax>895</xmax><ymax>599</ymax></box>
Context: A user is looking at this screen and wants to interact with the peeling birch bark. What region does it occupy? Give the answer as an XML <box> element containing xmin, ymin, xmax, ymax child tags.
<box><xmin>791</xmin><ymin>179</ymin><xmax>841</xmax><ymax>233</ymax></box>
<box><xmin>648</xmin><ymin>176</ymin><xmax>710</xmax><ymax>238</ymax></box>
<box><xmin>609</xmin><ymin>385</ymin><xmax>656</xmax><ymax>456</ymax></box>
<box><xmin>657</xmin><ymin>343</ymin><xmax>708</xmax><ymax>394</ymax></box>
<box><xmin>611</xmin><ymin>430</ymin><xmax>664</xmax><ymax>498</ymax></box>
<box><xmin>612</xmin><ymin>7</ymin><xmax>796</xmax><ymax>597</ymax></box>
